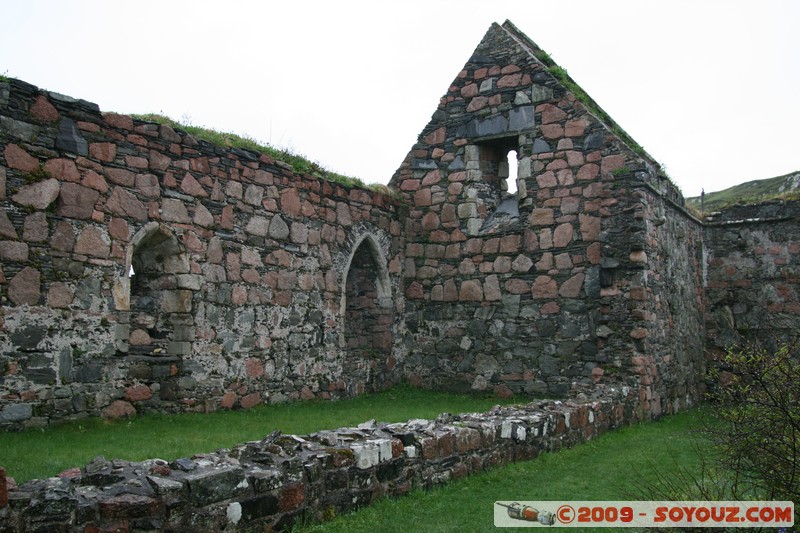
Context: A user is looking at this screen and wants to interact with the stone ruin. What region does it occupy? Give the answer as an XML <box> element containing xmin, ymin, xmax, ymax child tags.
<box><xmin>0</xmin><ymin>20</ymin><xmax>798</xmax><ymax>531</ymax></box>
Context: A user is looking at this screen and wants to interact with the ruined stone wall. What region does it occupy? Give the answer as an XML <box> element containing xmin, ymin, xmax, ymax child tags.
<box><xmin>390</xmin><ymin>22</ymin><xmax>705</xmax><ymax>417</ymax></box>
<box><xmin>704</xmin><ymin>201</ymin><xmax>800</xmax><ymax>356</ymax></box>
<box><xmin>0</xmin><ymin>388</ymin><xmax>636</xmax><ymax>532</ymax></box>
<box><xmin>609</xmin><ymin>179</ymin><xmax>706</xmax><ymax>416</ymax></box>
<box><xmin>0</xmin><ymin>79</ymin><xmax>406</xmax><ymax>429</ymax></box>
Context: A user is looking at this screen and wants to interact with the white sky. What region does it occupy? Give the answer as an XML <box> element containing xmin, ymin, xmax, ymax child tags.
<box><xmin>1</xmin><ymin>0</ymin><xmax>797</xmax><ymax>198</ymax></box>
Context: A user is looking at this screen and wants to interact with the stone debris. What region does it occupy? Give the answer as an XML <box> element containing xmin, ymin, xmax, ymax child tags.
<box><xmin>0</xmin><ymin>391</ymin><xmax>633</xmax><ymax>531</ymax></box>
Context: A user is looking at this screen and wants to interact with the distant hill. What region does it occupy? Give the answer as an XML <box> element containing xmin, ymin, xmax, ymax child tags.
<box><xmin>686</xmin><ymin>171</ymin><xmax>800</xmax><ymax>213</ymax></box>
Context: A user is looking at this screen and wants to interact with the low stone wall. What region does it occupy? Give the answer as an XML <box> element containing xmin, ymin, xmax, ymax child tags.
<box><xmin>0</xmin><ymin>387</ymin><xmax>635</xmax><ymax>532</ymax></box>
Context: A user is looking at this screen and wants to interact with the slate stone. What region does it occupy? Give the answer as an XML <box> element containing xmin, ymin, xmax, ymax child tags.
<box><xmin>0</xmin><ymin>403</ymin><xmax>33</xmax><ymax>422</ymax></box>
<box><xmin>185</xmin><ymin>467</ymin><xmax>248</xmax><ymax>506</ymax></box>
<box><xmin>25</xmin><ymin>367</ymin><xmax>56</xmax><ymax>385</ymax></box>
<box><xmin>447</xmin><ymin>156</ymin><xmax>465</xmax><ymax>170</ymax></box>
<box><xmin>469</xmin><ymin>114</ymin><xmax>508</xmax><ymax>138</ymax></box>
<box><xmin>584</xmin><ymin>266</ymin><xmax>600</xmax><ymax>298</ymax></box>
<box><xmin>55</xmin><ymin>118</ymin><xmax>88</xmax><ymax>156</ymax></box>
<box><xmin>172</xmin><ymin>458</ymin><xmax>197</xmax><ymax>472</ymax></box>
<box><xmin>147</xmin><ymin>475</ymin><xmax>184</xmax><ymax>496</ymax></box>
<box><xmin>508</xmin><ymin>106</ymin><xmax>535</xmax><ymax>131</ymax></box>
<box><xmin>241</xmin><ymin>494</ymin><xmax>280</xmax><ymax>522</ymax></box>
<box><xmin>10</xmin><ymin>326</ymin><xmax>46</xmax><ymax>350</ymax></box>
<box><xmin>230</xmin><ymin>148</ymin><xmax>259</xmax><ymax>162</ymax></box>
<box><xmin>411</xmin><ymin>159</ymin><xmax>438</xmax><ymax>170</ymax></box>
<box><xmin>0</xmin><ymin>116</ymin><xmax>40</xmax><ymax>142</ymax></box>
<box><xmin>599</xmin><ymin>268</ymin><xmax>615</xmax><ymax>288</ymax></box>
<box><xmin>58</xmin><ymin>348</ymin><xmax>72</xmax><ymax>382</ymax></box>
<box><xmin>532</xmin><ymin>138</ymin><xmax>551</xmax><ymax>154</ymax></box>
<box><xmin>531</xmin><ymin>84</ymin><xmax>554</xmax><ymax>103</ymax></box>
<box><xmin>583</xmin><ymin>131</ymin><xmax>604</xmax><ymax>151</ymax></box>
<box><xmin>469</xmin><ymin>53</ymin><xmax>495</xmax><ymax>64</ymax></box>
<box><xmin>48</xmin><ymin>91</ymin><xmax>100</xmax><ymax>114</ymax></box>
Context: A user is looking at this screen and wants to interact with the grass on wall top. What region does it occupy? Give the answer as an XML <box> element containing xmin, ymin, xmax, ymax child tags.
<box><xmin>129</xmin><ymin>113</ymin><xmax>396</xmax><ymax>195</ymax></box>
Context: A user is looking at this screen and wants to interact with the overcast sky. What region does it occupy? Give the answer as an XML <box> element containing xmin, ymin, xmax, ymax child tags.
<box><xmin>2</xmin><ymin>0</ymin><xmax>797</xmax><ymax>197</ymax></box>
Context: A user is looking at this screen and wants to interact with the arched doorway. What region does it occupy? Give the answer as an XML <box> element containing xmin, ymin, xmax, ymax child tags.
<box><xmin>341</xmin><ymin>234</ymin><xmax>393</xmax><ymax>394</ymax></box>
<box><xmin>125</xmin><ymin>223</ymin><xmax>193</xmax><ymax>359</ymax></box>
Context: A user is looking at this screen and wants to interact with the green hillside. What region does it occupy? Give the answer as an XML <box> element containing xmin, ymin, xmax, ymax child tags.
<box><xmin>686</xmin><ymin>171</ymin><xmax>800</xmax><ymax>212</ymax></box>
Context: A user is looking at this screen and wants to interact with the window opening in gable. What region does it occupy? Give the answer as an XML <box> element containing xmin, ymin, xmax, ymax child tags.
<box><xmin>475</xmin><ymin>137</ymin><xmax>520</xmax><ymax>201</ymax></box>
<box><xmin>506</xmin><ymin>149</ymin><xmax>518</xmax><ymax>195</ymax></box>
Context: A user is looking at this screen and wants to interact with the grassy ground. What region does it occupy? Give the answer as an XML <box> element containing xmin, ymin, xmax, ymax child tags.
<box><xmin>0</xmin><ymin>385</ymin><xmax>517</xmax><ymax>484</ymax></box>
<box><xmin>686</xmin><ymin>170</ymin><xmax>800</xmax><ymax>212</ymax></box>
<box><xmin>296</xmin><ymin>407</ymin><xmax>714</xmax><ymax>533</ymax></box>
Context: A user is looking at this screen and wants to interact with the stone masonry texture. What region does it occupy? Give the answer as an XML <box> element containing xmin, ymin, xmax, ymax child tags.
<box><xmin>1</xmin><ymin>19</ymin><xmax>799</xmax><ymax>531</ymax></box>
<box><xmin>1</xmin><ymin>390</ymin><xmax>632</xmax><ymax>532</ymax></box>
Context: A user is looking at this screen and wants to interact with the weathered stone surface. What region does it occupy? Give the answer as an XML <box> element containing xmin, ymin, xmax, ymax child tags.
<box><xmin>8</xmin><ymin>267</ymin><xmax>40</xmax><ymax>305</ymax></box>
<box><xmin>125</xmin><ymin>384</ymin><xmax>153</xmax><ymax>402</ymax></box>
<box><xmin>244</xmin><ymin>184</ymin><xmax>264</xmax><ymax>206</ymax></box>
<box><xmin>50</xmin><ymin>220</ymin><xmax>76</xmax><ymax>251</ymax></box>
<box><xmin>559</xmin><ymin>273</ymin><xmax>585</xmax><ymax>298</ymax></box>
<box><xmin>102</xmin><ymin>400</ymin><xmax>136</xmax><ymax>419</ymax></box>
<box><xmin>75</xmin><ymin>226</ymin><xmax>110</xmax><ymax>258</ymax></box>
<box><xmin>89</xmin><ymin>142</ymin><xmax>116</xmax><ymax>162</ymax></box>
<box><xmin>55</xmin><ymin>117</ymin><xmax>88</xmax><ymax>155</ymax></box>
<box><xmin>539</xmin><ymin>103</ymin><xmax>567</xmax><ymax>124</ymax></box>
<box><xmin>0</xmin><ymin>210</ymin><xmax>17</xmax><ymax>239</ymax></box>
<box><xmin>185</xmin><ymin>467</ymin><xmax>248</xmax><ymax>506</ymax></box>
<box><xmin>23</xmin><ymin>211</ymin><xmax>48</xmax><ymax>242</ymax></box>
<box><xmin>12</xmin><ymin>178</ymin><xmax>61</xmax><ymax>209</ymax></box>
<box><xmin>245</xmin><ymin>216</ymin><xmax>270</xmax><ymax>236</ymax></box>
<box><xmin>579</xmin><ymin>214</ymin><xmax>601</xmax><ymax>241</ymax></box>
<box><xmin>107</xmin><ymin>187</ymin><xmax>147</xmax><ymax>220</ymax></box>
<box><xmin>269</xmin><ymin>215</ymin><xmax>290</xmax><ymax>240</ymax></box>
<box><xmin>181</xmin><ymin>173</ymin><xmax>208</xmax><ymax>197</ymax></box>
<box><xmin>30</xmin><ymin>95</ymin><xmax>59</xmax><ymax>121</ymax></box>
<box><xmin>193</xmin><ymin>203</ymin><xmax>214</xmax><ymax>227</ymax></box>
<box><xmin>44</xmin><ymin>158</ymin><xmax>80</xmax><ymax>182</ymax></box>
<box><xmin>0</xmin><ymin>240</ymin><xmax>28</xmax><ymax>261</ymax></box>
<box><xmin>47</xmin><ymin>282</ymin><xmax>73</xmax><ymax>308</ymax></box>
<box><xmin>4</xmin><ymin>143</ymin><xmax>40</xmax><ymax>172</ymax></box>
<box><xmin>135</xmin><ymin>173</ymin><xmax>160</xmax><ymax>197</ymax></box>
<box><xmin>58</xmin><ymin>182</ymin><xmax>100</xmax><ymax>219</ymax></box>
<box><xmin>160</xmin><ymin>198</ymin><xmax>191</xmax><ymax>223</ymax></box>
<box><xmin>530</xmin><ymin>208</ymin><xmax>554</xmax><ymax>226</ymax></box>
<box><xmin>98</xmin><ymin>493</ymin><xmax>164</xmax><ymax>520</ymax></box>
<box><xmin>0</xmin><ymin>403</ymin><xmax>32</xmax><ymax>422</ymax></box>
<box><xmin>240</xmin><ymin>392</ymin><xmax>261</xmax><ymax>409</ymax></box>
<box><xmin>532</xmin><ymin>275</ymin><xmax>557</xmax><ymax>299</ymax></box>
<box><xmin>553</xmin><ymin>223</ymin><xmax>573</xmax><ymax>248</ymax></box>
<box><xmin>459</xmin><ymin>280</ymin><xmax>483</xmax><ymax>301</ymax></box>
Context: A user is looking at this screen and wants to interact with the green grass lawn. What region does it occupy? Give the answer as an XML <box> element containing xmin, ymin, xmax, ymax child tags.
<box><xmin>297</xmin><ymin>407</ymin><xmax>714</xmax><ymax>533</ymax></box>
<box><xmin>0</xmin><ymin>384</ymin><xmax>518</xmax><ymax>484</ymax></box>
<box><xmin>0</xmin><ymin>387</ymin><xmax>716</xmax><ymax>533</ymax></box>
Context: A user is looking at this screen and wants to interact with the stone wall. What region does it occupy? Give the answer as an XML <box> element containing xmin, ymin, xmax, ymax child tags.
<box><xmin>2</xmin><ymin>15</ymin><xmax>800</xmax><ymax>532</ymax></box>
<box><xmin>704</xmin><ymin>201</ymin><xmax>800</xmax><ymax>356</ymax></box>
<box><xmin>0</xmin><ymin>388</ymin><xmax>636</xmax><ymax>532</ymax></box>
<box><xmin>390</xmin><ymin>21</ymin><xmax>705</xmax><ymax>417</ymax></box>
<box><xmin>0</xmin><ymin>78</ymin><xmax>406</xmax><ymax>429</ymax></box>
<box><xmin>2</xmin><ymin>19</ymin><xmax>791</xmax><ymax>431</ymax></box>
